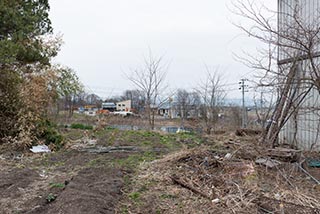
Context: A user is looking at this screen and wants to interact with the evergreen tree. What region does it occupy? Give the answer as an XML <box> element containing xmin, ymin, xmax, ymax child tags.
<box><xmin>0</xmin><ymin>0</ymin><xmax>53</xmax><ymax>142</ymax></box>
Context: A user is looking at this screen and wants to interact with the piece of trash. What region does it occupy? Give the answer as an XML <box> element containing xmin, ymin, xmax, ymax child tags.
<box><xmin>30</xmin><ymin>145</ymin><xmax>51</xmax><ymax>153</ymax></box>
<box><xmin>212</xmin><ymin>198</ymin><xmax>220</xmax><ymax>203</ymax></box>
<box><xmin>39</xmin><ymin>170</ymin><xmax>48</xmax><ymax>179</ymax></box>
<box><xmin>224</xmin><ymin>153</ymin><xmax>232</xmax><ymax>160</ymax></box>
<box><xmin>307</xmin><ymin>159</ymin><xmax>320</xmax><ymax>168</ymax></box>
<box><xmin>296</xmin><ymin>163</ymin><xmax>320</xmax><ymax>185</ymax></box>
<box><xmin>80</xmin><ymin>146</ymin><xmax>137</xmax><ymax>153</ymax></box>
<box><xmin>201</xmin><ymin>157</ymin><xmax>209</xmax><ymax>167</ymax></box>
<box><xmin>87</xmin><ymin>139</ymin><xmax>97</xmax><ymax>145</ymax></box>
<box><xmin>255</xmin><ymin>158</ymin><xmax>281</xmax><ymax>168</ymax></box>
<box><xmin>274</xmin><ymin>193</ymin><xmax>281</xmax><ymax>200</ymax></box>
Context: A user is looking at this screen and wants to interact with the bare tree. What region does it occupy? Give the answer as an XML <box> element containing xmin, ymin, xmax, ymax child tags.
<box><xmin>196</xmin><ymin>66</ymin><xmax>226</xmax><ymax>134</ymax></box>
<box><xmin>174</xmin><ymin>89</ymin><xmax>202</xmax><ymax>126</ymax></box>
<box><xmin>55</xmin><ymin>66</ymin><xmax>84</xmax><ymax>117</ymax></box>
<box><xmin>122</xmin><ymin>89</ymin><xmax>145</xmax><ymax>113</ymax></box>
<box><xmin>252</xmin><ymin>86</ymin><xmax>276</xmax><ymax>129</ymax></box>
<box><xmin>189</xmin><ymin>91</ymin><xmax>202</xmax><ymax>119</ymax></box>
<box><xmin>229</xmin><ymin>105</ymin><xmax>242</xmax><ymax>129</ymax></box>
<box><xmin>175</xmin><ymin>89</ymin><xmax>192</xmax><ymax>126</ymax></box>
<box><xmin>126</xmin><ymin>50</ymin><xmax>169</xmax><ymax>130</ymax></box>
<box><xmin>232</xmin><ymin>0</ymin><xmax>320</xmax><ymax>147</ymax></box>
<box><xmin>85</xmin><ymin>93</ymin><xmax>102</xmax><ymax>106</ymax></box>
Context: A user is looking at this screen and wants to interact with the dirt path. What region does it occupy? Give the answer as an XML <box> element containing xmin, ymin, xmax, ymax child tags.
<box><xmin>0</xmin><ymin>127</ymin><xmax>200</xmax><ymax>214</ymax></box>
<box><xmin>0</xmin><ymin>151</ymin><xmax>127</xmax><ymax>214</ymax></box>
<box><xmin>27</xmin><ymin>167</ymin><xmax>123</xmax><ymax>214</ymax></box>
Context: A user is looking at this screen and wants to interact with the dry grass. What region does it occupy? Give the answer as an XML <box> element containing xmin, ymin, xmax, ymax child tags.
<box><xmin>117</xmin><ymin>137</ymin><xmax>320</xmax><ymax>214</ymax></box>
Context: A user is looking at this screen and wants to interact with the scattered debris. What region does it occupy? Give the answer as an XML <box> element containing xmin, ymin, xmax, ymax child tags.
<box><xmin>30</xmin><ymin>145</ymin><xmax>51</xmax><ymax>153</ymax></box>
<box><xmin>256</xmin><ymin>195</ymin><xmax>320</xmax><ymax>214</ymax></box>
<box><xmin>296</xmin><ymin>163</ymin><xmax>320</xmax><ymax>185</ymax></box>
<box><xmin>235</xmin><ymin>129</ymin><xmax>262</xmax><ymax>136</ymax></box>
<box><xmin>80</xmin><ymin>146</ymin><xmax>137</xmax><ymax>153</ymax></box>
<box><xmin>39</xmin><ymin>170</ymin><xmax>48</xmax><ymax>179</ymax></box>
<box><xmin>308</xmin><ymin>159</ymin><xmax>320</xmax><ymax>168</ymax></box>
<box><xmin>227</xmin><ymin>139</ymin><xmax>242</xmax><ymax>145</ymax></box>
<box><xmin>224</xmin><ymin>153</ymin><xmax>232</xmax><ymax>160</ymax></box>
<box><xmin>255</xmin><ymin>158</ymin><xmax>281</xmax><ymax>168</ymax></box>
<box><xmin>87</xmin><ymin>139</ymin><xmax>97</xmax><ymax>145</ymax></box>
<box><xmin>267</xmin><ymin>148</ymin><xmax>301</xmax><ymax>162</ymax></box>
<box><xmin>211</xmin><ymin>198</ymin><xmax>220</xmax><ymax>204</ymax></box>
<box><xmin>123</xmin><ymin>143</ymin><xmax>320</xmax><ymax>214</ymax></box>
<box><xmin>170</xmin><ymin>175</ymin><xmax>212</xmax><ymax>199</ymax></box>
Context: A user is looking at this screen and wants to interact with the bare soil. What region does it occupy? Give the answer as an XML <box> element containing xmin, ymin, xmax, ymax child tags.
<box><xmin>0</xmin><ymin>150</ymin><xmax>128</xmax><ymax>214</ymax></box>
<box><xmin>26</xmin><ymin>167</ymin><xmax>123</xmax><ymax>214</ymax></box>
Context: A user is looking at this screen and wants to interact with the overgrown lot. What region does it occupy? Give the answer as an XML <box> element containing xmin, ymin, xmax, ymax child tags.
<box><xmin>1</xmin><ymin>123</ymin><xmax>320</xmax><ymax>214</ymax></box>
<box><xmin>0</xmin><ymin>126</ymin><xmax>204</xmax><ymax>214</ymax></box>
<box><xmin>116</xmin><ymin>136</ymin><xmax>320</xmax><ymax>214</ymax></box>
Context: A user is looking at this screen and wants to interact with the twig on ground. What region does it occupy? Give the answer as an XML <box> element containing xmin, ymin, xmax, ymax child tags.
<box><xmin>170</xmin><ymin>175</ymin><xmax>212</xmax><ymax>199</ymax></box>
<box><xmin>296</xmin><ymin>163</ymin><xmax>320</xmax><ymax>185</ymax></box>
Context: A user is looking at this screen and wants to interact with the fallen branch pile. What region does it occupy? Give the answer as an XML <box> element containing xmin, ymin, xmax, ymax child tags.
<box><xmin>121</xmin><ymin>141</ymin><xmax>320</xmax><ymax>214</ymax></box>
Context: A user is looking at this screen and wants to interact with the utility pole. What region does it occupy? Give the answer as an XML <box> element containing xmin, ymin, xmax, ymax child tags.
<box><xmin>239</xmin><ymin>79</ymin><xmax>248</xmax><ymax>128</ymax></box>
<box><xmin>260</xmin><ymin>91</ymin><xmax>263</xmax><ymax>110</ymax></box>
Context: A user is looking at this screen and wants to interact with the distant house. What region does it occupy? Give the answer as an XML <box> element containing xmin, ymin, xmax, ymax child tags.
<box><xmin>158</xmin><ymin>105</ymin><xmax>174</xmax><ymax>118</ymax></box>
<box><xmin>102</xmin><ymin>102</ymin><xmax>117</xmax><ymax>112</ymax></box>
<box><xmin>157</xmin><ymin>102</ymin><xmax>181</xmax><ymax>119</ymax></box>
<box><xmin>116</xmin><ymin>100</ymin><xmax>131</xmax><ymax>112</ymax></box>
<box><xmin>158</xmin><ymin>107</ymin><xmax>170</xmax><ymax>117</ymax></box>
<box><xmin>84</xmin><ymin>111</ymin><xmax>96</xmax><ymax>116</ymax></box>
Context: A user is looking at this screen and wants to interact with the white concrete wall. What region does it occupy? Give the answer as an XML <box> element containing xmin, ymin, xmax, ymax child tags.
<box><xmin>280</xmin><ymin>86</ymin><xmax>320</xmax><ymax>150</ymax></box>
<box><xmin>278</xmin><ymin>0</ymin><xmax>320</xmax><ymax>150</ymax></box>
<box><xmin>116</xmin><ymin>100</ymin><xmax>132</xmax><ymax>111</ymax></box>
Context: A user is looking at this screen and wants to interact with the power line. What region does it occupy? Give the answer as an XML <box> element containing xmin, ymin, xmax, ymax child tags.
<box><xmin>83</xmin><ymin>81</ymin><xmax>250</xmax><ymax>100</ymax></box>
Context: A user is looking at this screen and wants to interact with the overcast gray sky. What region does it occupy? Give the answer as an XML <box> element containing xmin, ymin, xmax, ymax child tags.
<box><xmin>49</xmin><ymin>0</ymin><xmax>277</xmax><ymax>100</ymax></box>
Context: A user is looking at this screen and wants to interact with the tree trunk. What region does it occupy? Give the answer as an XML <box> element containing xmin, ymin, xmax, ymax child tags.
<box><xmin>263</xmin><ymin>64</ymin><xmax>297</xmax><ymax>147</ymax></box>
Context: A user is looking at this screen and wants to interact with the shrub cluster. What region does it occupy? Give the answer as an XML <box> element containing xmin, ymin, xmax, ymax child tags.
<box><xmin>70</xmin><ymin>123</ymin><xmax>93</xmax><ymax>130</ymax></box>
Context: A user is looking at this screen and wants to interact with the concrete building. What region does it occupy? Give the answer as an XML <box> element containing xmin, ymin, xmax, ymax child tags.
<box><xmin>278</xmin><ymin>0</ymin><xmax>320</xmax><ymax>150</ymax></box>
<box><xmin>116</xmin><ymin>100</ymin><xmax>132</xmax><ymax>112</ymax></box>
<box><xmin>102</xmin><ymin>102</ymin><xmax>116</xmax><ymax>112</ymax></box>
